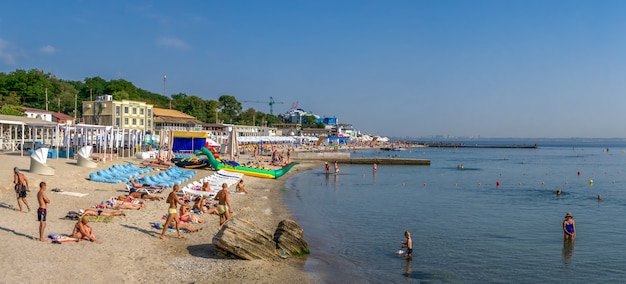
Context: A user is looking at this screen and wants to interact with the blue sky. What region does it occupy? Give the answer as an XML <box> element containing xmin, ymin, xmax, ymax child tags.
<box><xmin>1</xmin><ymin>1</ymin><xmax>626</xmax><ymax>138</ymax></box>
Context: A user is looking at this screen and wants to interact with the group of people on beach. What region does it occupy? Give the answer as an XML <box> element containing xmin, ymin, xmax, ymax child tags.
<box><xmin>14</xmin><ymin>167</ymin><xmax>99</xmax><ymax>242</ymax></box>
<box><xmin>159</xmin><ymin>182</ymin><xmax>233</xmax><ymax>239</ymax></box>
<box><xmin>13</xmin><ymin>164</ymin><xmax>246</xmax><ymax>243</ymax></box>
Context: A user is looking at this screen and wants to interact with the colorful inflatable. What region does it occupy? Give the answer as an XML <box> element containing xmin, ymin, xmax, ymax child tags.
<box><xmin>197</xmin><ymin>147</ymin><xmax>298</xmax><ymax>179</ymax></box>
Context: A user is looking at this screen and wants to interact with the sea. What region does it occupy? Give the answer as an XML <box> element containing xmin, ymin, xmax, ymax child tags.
<box><xmin>282</xmin><ymin>138</ymin><xmax>626</xmax><ymax>283</ymax></box>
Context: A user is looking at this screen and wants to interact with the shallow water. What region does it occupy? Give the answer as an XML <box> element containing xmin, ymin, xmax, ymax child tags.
<box><xmin>284</xmin><ymin>139</ymin><xmax>626</xmax><ymax>283</ymax></box>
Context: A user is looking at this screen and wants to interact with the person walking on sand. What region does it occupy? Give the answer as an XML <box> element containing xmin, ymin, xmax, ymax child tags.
<box><xmin>13</xmin><ymin>167</ymin><xmax>31</xmax><ymax>213</ymax></box>
<box><xmin>215</xmin><ymin>183</ymin><xmax>232</xmax><ymax>230</ymax></box>
<box><xmin>37</xmin><ymin>182</ymin><xmax>50</xmax><ymax>242</ymax></box>
<box><xmin>401</xmin><ymin>230</ymin><xmax>413</xmax><ymax>258</ymax></box>
<box><xmin>563</xmin><ymin>212</ymin><xmax>576</xmax><ymax>240</ymax></box>
<box><xmin>160</xmin><ymin>185</ymin><xmax>185</xmax><ymax>240</ymax></box>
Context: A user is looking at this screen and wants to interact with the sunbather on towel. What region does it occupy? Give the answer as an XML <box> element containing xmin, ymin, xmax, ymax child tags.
<box><xmin>129</xmin><ymin>178</ymin><xmax>165</xmax><ymax>190</ymax></box>
<box><xmin>201</xmin><ymin>181</ymin><xmax>210</xmax><ymax>192</ymax></box>
<box><xmin>179</xmin><ymin>200</ymin><xmax>204</xmax><ymax>223</ymax></box>
<box><xmin>116</xmin><ymin>196</ymin><xmax>147</xmax><ymax>208</ymax></box>
<box><xmin>127</xmin><ymin>191</ymin><xmax>162</xmax><ymax>201</ymax></box>
<box><xmin>157</xmin><ymin>219</ymin><xmax>201</xmax><ymax>233</ymax></box>
<box><xmin>79</xmin><ymin>209</ymin><xmax>125</xmax><ymax>217</ymax></box>
<box><xmin>71</xmin><ymin>217</ymin><xmax>99</xmax><ymax>242</ymax></box>
<box><xmin>192</xmin><ymin>196</ymin><xmax>209</xmax><ymax>214</ymax></box>
<box><xmin>100</xmin><ymin>198</ymin><xmax>142</xmax><ymax>210</ymax></box>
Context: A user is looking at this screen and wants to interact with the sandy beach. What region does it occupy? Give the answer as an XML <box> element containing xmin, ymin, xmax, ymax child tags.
<box><xmin>0</xmin><ymin>152</ymin><xmax>319</xmax><ymax>283</ymax></box>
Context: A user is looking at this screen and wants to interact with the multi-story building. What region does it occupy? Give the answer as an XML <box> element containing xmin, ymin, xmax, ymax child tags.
<box><xmin>81</xmin><ymin>95</ymin><xmax>154</xmax><ymax>132</ymax></box>
<box><xmin>153</xmin><ymin>108</ymin><xmax>203</xmax><ymax>132</ymax></box>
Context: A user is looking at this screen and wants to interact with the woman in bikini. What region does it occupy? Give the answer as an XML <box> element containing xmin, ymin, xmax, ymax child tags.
<box><xmin>179</xmin><ymin>200</ymin><xmax>204</xmax><ymax>223</ymax></box>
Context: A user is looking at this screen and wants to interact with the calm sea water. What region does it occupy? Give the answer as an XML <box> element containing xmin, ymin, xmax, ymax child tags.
<box><xmin>283</xmin><ymin>139</ymin><xmax>626</xmax><ymax>283</ymax></box>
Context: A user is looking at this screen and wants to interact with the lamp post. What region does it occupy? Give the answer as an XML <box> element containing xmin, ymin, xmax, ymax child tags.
<box><xmin>164</xmin><ymin>74</ymin><xmax>170</xmax><ymax>109</ymax></box>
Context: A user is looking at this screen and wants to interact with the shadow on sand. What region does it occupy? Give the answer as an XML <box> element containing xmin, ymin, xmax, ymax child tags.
<box><xmin>187</xmin><ymin>243</ymin><xmax>222</xmax><ymax>260</ymax></box>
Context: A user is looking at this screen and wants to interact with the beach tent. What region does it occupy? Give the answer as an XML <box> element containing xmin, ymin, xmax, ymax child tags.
<box><xmin>171</xmin><ymin>131</ymin><xmax>208</xmax><ymax>152</ymax></box>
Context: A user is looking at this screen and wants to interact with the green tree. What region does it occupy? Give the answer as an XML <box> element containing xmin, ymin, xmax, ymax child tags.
<box><xmin>239</xmin><ymin>108</ymin><xmax>257</xmax><ymax>125</ymax></box>
<box><xmin>218</xmin><ymin>95</ymin><xmax>242</xmax><ymax>123</ymax></box>
<box><xmin>0</xmin><ymin>105</ymin><xmax>25</xmax><ymax>116</ymax></box>
<box><xmin>205</xmin><ymin>100</ymin><xmax>221</xmax><ymax>123</ymax></box>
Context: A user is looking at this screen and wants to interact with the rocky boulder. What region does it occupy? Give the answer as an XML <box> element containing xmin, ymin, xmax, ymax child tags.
<box><xmin>212</xmin><ymin>218</ymin><xmax>278</xmax><ymax>260</ymax></box>
<box><xmin>212</xmin><ymin>218</ymin><xmax>309</xmax><ymax>260</ymax></box>
<box><xmin>273</xmin><ymin>219</ymin><xmax>309</xmax><ymax>256</ymax></box>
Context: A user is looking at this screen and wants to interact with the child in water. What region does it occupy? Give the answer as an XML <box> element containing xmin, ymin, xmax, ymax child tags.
<box><xmin>402</xmin><ymin>231</ymin><xmax>413</xmax><ymax>257</ymax></box>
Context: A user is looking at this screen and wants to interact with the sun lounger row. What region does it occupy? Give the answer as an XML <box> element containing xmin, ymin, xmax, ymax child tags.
<box><xmin>89</xmin><ymin>163</ymin><xmax>153</xmax><ymax>184</ymax></box>
<box><xmin>181</xmin><ymin>170</ymin><xmax>243</xmax><ymax>199</ymax></box>
<box><xmin>139</xmin><ymin>166</ymin><xmax>196</xmax><ymax>187</ymax></box>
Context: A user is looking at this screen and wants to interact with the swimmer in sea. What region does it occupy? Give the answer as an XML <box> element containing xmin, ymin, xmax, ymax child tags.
<box><xmin>563</xmin><ymin>212</ymin><xmax>576</xmax><ymax>240</ymax></box>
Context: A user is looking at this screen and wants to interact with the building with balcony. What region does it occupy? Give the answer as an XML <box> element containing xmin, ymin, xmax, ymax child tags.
<box><xmin>153</xmin><ymin>108</ymin><xmax>203</xmax><ymax>132</ymax></box>
<box><xmin>81</xmin><ymin>95</ymin><xmax>154</xmax><ymax>133</ymax></box>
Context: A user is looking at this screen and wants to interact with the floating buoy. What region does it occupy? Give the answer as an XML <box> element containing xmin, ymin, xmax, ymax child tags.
<box><xmin>423</xmin><ymin>182</ymin><xmax>427</xmax><ymax>187</ymax></box>
<box><xmin>496</xmin><ymin>181</ymin><xmax>500</xmax><ymax>187</ymax></box>
<box><xmin>577</xmin><ymin>171</ymin><xmax>581</xmax><ymax>176</ymax></box>
<box><xmin>589</xmin><ymin>179</ymin><xmax>593</xmax><ymax>185</ymax></box>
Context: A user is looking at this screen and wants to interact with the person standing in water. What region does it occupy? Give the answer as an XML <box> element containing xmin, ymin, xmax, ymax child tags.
<box><xmin>402</xmin><ymin>230</ymin><xmax>413</xmax><ymax>257</ymax></box>
<box><xmin>334</xmin><ymin>160</ymin><xmax>339</xmax><ymax>174</ymax></box>
<box><xmin>563</xmin><ymin>212</ymin><xmax>576</xmax><ymax>239</ymax></box>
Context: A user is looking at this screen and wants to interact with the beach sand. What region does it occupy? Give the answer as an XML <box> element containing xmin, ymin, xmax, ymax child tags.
<box><xmin>0</xmin><ymin>152</ymin><xmax>318</xmax><ymax>283</ymax></box>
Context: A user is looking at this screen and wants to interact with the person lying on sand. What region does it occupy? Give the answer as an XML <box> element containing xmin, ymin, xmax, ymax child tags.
<box><xmin>98</xmin><ymin>198</ymin><xmax>143</xmax><ymax>210</ymax></box>
<box><xmin>129</xmin><ymin>178</ymin><xmax>165</xmax><ymax>190</ymax></box>
<box><xmin>71</xmin><ymin>217</ymin><xmax>99</xmax><ymax>242</ymax></box>
<box><xmin>127</xmin><ymin>190</ymin><xmax>162</xmax><ymax>201</ymax></box>
<box><xmin>79</xmin><ymin>208</ymin><xmax>125</xmax><ymax>217</ymax></box>
<box><xmin>116</xmin><ymin>195</ymin><xmax>147</xmax><ymax>208</ymax></box>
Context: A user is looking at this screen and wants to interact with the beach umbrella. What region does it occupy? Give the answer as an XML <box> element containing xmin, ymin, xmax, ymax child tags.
<box><xmin>228</xmin><ymin>127</ymin><xmax>238</xmax><ymax>161</ymax></box>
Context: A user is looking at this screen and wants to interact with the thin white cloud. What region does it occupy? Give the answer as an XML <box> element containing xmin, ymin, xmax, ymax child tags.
<box><xmin>157</xmin><ymin>36</ymin><xmax>190</xmax><ymax>50</ymax></box>
<box><xmin>39</xmin><ymin>45</ymin><xmax>56</xmax><ymax>54</ymax></box>
<box><xmin>0</xmin><ymin>38</ymin><xmax>18</xmax><ymax>65</ymax></box>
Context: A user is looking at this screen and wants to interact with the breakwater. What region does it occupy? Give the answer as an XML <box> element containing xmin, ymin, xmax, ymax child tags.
<box><xmin>423</xmin><ymin>143</ymin><xmax>538</xmax><ymax>149</ymax></box>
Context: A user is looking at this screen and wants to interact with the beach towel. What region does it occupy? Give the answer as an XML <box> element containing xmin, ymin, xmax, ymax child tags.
<box><xmin>150</xmin><ymin>222</ymin><xmax>189</xmax><ymax>233</ymax></box>
<box><xmin>87</xmin><ymin>215</ymin><xmax>115</xmax><ymax>223</ymax></box>
<box><xmin>48</xmin><ymin>234</ymin><xmax>79</xmax><ymax>244</ymax></box>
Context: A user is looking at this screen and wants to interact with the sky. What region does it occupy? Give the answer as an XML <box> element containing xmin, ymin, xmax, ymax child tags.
<box><xmin>1</xmin><ymin>1</ymin><xmax>626</xmax><ymax>138</ymax></box>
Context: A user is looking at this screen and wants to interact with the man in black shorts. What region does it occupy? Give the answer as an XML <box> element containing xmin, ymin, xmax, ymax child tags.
<box><xmin>37</xmin><ymin>182</ymin><xmax>50</xmax><ymax>242</ymax></box>
<box><xmin>13</xmin><ymin>167</ymin><xmax>31</xmax><ymax>213</ymax></box>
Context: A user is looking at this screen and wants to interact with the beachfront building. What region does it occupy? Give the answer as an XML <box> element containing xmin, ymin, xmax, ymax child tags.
<box><xmin>51</xmin><ymin>112</ymin><xmax>74</xmax><ymax>125</ymax></box>
<box><xmin>81</xmin><ymin>95</ymin><xmax>154</xmax><ymax>133</ymax></box>
<box><xmin>24</xmin><ymin>107</ymin><xmax>75</xmax><ymax>125</ymax></box>
<box><xmin>23</xmin><ymin>107</ymin><xmax>53</xmax><ymax>122</ymax></box>
<box><xmin>153</xmin><ymin>108</ymin><xmax>203</xmax><ymax>132</ymax></box>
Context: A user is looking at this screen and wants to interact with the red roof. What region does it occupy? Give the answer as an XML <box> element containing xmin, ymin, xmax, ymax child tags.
<box><xmin>51</xmin><ymin>112</ymin><xmax>74</xmax><ymax>120</ymax></box>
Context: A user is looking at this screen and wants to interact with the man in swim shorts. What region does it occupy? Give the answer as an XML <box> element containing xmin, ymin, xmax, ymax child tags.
<box><xmin>214</xmin><ymin>183</ymin><xmax>232</xmax><ymax>230</ymax></box>
<box><xmin>13</xmin><ymin>167</ymin><xmax>31</xmax><ymax>213</ymax></box>
<box><xmin>37</xmin><ymin>182</ymin><xmax>50</xmax><ymax>242</ymax></box>
<box><xmin>402</xmin><ymin>230</ymin><xmax>413</xmax><ymax>258</ymax></box>
<box><xmin>160</xmin><ymin>185</ymin><xmax>185</xmax><ymax>240</ymax></box>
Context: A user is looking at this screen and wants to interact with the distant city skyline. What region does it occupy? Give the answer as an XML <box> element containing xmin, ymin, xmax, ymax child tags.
<box><xmin>2</xmin><ymin>1</ymin><xmax>626</xmax><ymax>138</ymax></box>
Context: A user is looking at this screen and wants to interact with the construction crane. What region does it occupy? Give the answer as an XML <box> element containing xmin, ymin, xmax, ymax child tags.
<box><xmin>241</xmin><ymin>96</ymin><xmax>284</xmax><ymax>115</ymax></box>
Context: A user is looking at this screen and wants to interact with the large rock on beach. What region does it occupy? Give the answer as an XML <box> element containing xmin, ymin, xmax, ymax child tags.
<box><xmin>212</xmin><ymin>218</ymin><xmax>310</xmax><ymax>260</ymax></box>
<box><xmin>273</xmin><ymin>219</ymin><xmax>309</xmax><ymax>256</ymax></box>
<box><xmin>212</xmin><ymin>218</ymin><xmax>279</xmax><ymax>260</ymax></box>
